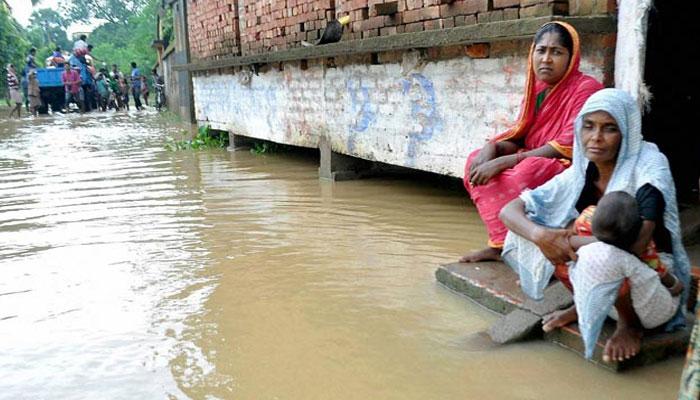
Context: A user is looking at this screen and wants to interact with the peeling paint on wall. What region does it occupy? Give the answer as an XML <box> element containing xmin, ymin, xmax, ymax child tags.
<box><xmin>192</xmin><ymin>50</ymin><xmax>606</xmax><ymax>177</ymax></box>
<box><xmin>401</xmin><ymin>73</ymin><xmax>443</xmax><ymax>165</ymax></box>
<box><xmin>346</xmin><ymin>77</ymin><xmax>377</xmax><ymax>152</ymax></box>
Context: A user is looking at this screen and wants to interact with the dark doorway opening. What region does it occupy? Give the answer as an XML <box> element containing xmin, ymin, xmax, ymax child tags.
<box><xmin>643</xmin><ymin>2</ymin><xmax>700</xmax><ymax>202</ymax></box>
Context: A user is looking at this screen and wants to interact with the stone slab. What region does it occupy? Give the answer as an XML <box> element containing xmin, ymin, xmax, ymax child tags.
<box><xmin>546</xmin><ymin>321</ymin><xmax>691</xmax><ymax>371</ymax></box>
<box><xmin>489</xmin><ymin>308</ymin><xmax>543</xmax><ymax>344</ymax></box>
<box><xmin>436</xmin><ymin>261</ymin><xmax>691</xmax><ymax>371</ymax></box>
<box><xmin>489</xmin><ymin>282</ymin><xmax>574</xmax><ymax>344</ymax></box>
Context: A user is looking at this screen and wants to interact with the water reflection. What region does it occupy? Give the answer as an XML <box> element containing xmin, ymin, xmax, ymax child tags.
<box><xmin>0</xmin><ymin>111</ymin><xmax>684</xmax><ymax>399</ymax></box>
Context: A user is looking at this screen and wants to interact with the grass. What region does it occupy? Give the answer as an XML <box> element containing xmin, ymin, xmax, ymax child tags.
<box><xmin>250</xmin><ymin>141</ymin><xmax>279</xmax><ymax>155</ymax></box>
<box><xmin>165</xmin><ymin>125</ymin><xmax>228</xmax><ymax>151</ymax></box>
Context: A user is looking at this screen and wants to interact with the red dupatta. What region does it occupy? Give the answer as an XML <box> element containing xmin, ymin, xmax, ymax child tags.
<box><xmin>492</xmin><ymin>22</ymin><xmax>603</xmax><ymax>159</ymax></box>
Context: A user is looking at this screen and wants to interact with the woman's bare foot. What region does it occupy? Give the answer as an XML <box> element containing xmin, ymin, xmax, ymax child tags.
<box><xmin>542</xmin><ymin>305</ymin><xmax>578</xmax><ymax>332</ymax></box>
<box><xmin>603</xmin><ymin>321</ymin><xmax>642</xmax><ymax>363</ymax></box>
<box><xmin>459</xmin><ymin>247</ymin><xmax>501</xmax><ymax>263</ymax></box>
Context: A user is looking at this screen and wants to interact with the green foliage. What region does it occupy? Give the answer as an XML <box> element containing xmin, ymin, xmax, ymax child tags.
<box><xmin>165</xmin><ymin>125</ymin><xmax>229</xmax><ymax>151</ymax></box>
<box><xmin>0</xmin><ymin>4</ymin><xmax>30</xmax><ymax>91</ymax></box>
<box><xmin>250</xmin><ymin>142</ymin><xmax>279</xmax><ymax>155</ymax></box>
<box><xmin>28</xmin><ymin>8</ymin><xmax>71</xmax><ymax>51</ymax></box>
<box><xmin>160</xmin><ymin>6</ymin><xmax>173</xmax><ymax>48</ymax></box>
<box><xmin>24</xmin><ymin>8</ymin><xmax>71</xmax><ymax>69</ymax></box>
<box><xmin>59</xmin><ymin>0</ymin><xmax>149</xmax><ymax>26</ymax></box>
<box><xmin>87</xmin><ymin>0</ymin><xmax>157</xmax><ymax>74</ymax></box>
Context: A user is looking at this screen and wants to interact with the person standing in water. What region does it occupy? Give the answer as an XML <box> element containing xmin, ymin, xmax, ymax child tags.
<box><xmin>130</xmin><ymin>62</ymin><xmax>143</xmax><ymax>111</ymax></box>
<box><xmin>6</xmin><ymin>64</ymin><xmax>23</xmax><ymax>118</ymax></box>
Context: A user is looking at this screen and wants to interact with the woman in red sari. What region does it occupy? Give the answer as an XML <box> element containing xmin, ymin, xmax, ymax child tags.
<box><xmin>460</xmin><ymin>22</ymin><xmax>603</xmax><ymax>262</ymax></box>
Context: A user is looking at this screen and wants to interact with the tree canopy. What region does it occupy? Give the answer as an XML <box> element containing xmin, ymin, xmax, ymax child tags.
<box><xmin>27</xmin><ymin>8</ymin><xmax>71</xmax><ymax>57</ymax></box>
<box><xmin>86</xmin><ymin>0</ymin><xmax>157</xmax><ymax>74</ymax></box>
<box><xmin>1</xmin><ymin>0</ymin><xmax>157</xmax><ymax>85</ymax></box>
<box><xmin>59</xmin><ymin>0</ymin><xmax>150</xmax><ymax>26</ymax></box>
<box><xmin>1</xmin><ymin>2</ymin><xmax>30</xmax><ymax>90</ymax></box>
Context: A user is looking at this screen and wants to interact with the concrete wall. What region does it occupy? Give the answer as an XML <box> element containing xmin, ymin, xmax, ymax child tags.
<box><xmin>191</xmin><ymin>36</ymin><xmax>609</xmax><ymax>177</ymax></box>
<box><xmin>161</xmin><ymin>50</ymin><xmax>179</xmax><ymax>112</ymax></box>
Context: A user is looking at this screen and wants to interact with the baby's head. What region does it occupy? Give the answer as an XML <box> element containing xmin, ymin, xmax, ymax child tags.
<box><xmin>591</xmin><ymin>191</ymin><xmax>641</xmax><ymax>251</ymax></box>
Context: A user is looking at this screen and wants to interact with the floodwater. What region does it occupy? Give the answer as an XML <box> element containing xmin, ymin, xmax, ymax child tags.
<box><xmin>0</xmin><ymin>110</ymin><xmax>685</xmax><ymax>399</ymax></box>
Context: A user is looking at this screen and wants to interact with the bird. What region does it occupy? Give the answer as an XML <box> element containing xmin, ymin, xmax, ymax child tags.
<box><xmin>301</xmin><ymin>15</ymin><xmax>351</xmax><ymax>47</ymax></box>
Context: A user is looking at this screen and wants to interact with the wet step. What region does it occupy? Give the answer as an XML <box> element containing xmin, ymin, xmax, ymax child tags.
<box><xmin>436</xmin><ymin>262</ymin><xmax>693</xmax><ymax>371</ymax></box>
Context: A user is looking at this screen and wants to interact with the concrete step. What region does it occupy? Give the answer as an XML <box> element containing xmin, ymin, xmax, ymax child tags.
<box><xmin>436</xmin><ymin>262</ymin><xmax>693</xmax><ymax>371</ymax></box>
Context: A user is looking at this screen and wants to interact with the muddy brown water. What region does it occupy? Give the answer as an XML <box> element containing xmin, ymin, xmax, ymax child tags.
<box><xmin>0</xmin><ymin>111</ymin><xmax>685</xmax><ymax>399</ymax></box>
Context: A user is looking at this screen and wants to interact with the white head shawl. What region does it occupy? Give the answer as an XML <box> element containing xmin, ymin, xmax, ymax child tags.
<box><xmin>502</xmin><ymin>88</ymin><xmax>690</xmax><ymax>331</ymax></box>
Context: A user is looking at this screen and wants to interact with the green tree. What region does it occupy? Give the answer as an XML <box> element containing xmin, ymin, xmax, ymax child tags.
<box><xmin>59</xmin><ymin>0</ymin><xmax>149</xmax><ymax>26</ymax></box>
<box><xmin>28</xmin><ymin>8</ymin><xmax>71</xmax><ymax>51</ymax></box>
<box><xmin>86</xmin><ymin>0</ymin><xmax>157</xmax><ymax>74</ymax></box>
<box><xmin>1</xmin><ymin>2</ymin><xmax>30</xmax><ymax>93</ymax></box>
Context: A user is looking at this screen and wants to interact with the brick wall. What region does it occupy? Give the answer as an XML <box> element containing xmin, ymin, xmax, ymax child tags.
<box><xmin>240</xmin><ymin>0</ymin><xmax>338</xmax><ymax>54</ymax></box>
<box><xmin>184</xmin><ymin>0</ymin><xmax>615</xmax><ymax>58</ymax></box>
<box><xmin>337</xmin><ymin>0</ymin><xmax>614</xmax><ymax>41</ymax></box>
<box><xmin>187</xmin><ymin>0</ymin><xmax>240</xmax><ymax>60</ymax></box>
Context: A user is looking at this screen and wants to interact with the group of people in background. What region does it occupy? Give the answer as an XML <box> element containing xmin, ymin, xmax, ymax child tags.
<box><xmin>5</xmin><ymin>34</ymin><xmax>165</xmax><ymax>118</ymax></box>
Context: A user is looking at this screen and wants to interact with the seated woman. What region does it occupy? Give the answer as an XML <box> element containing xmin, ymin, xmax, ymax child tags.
<box><xmin>500</xmin><ymin>89</ymin><xmax>690</xmax><ymax>362</ymax></box>
<box><xmin>461</xmin><ymin>22</ymin><xmax>603</xmax><ymax>262</ymax></box>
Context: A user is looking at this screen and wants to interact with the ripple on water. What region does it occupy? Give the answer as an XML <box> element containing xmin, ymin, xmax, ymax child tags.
<box><xmin>0</xmin><ymin>112</ymin><xmax>685</xmax><ymax>399</ymax></box>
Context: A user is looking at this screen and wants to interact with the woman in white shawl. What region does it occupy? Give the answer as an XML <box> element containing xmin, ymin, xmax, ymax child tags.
<box><xmin>499</xmin><ymin>88</ymin><xmax>690</xmax><ymax>362</ymax></box>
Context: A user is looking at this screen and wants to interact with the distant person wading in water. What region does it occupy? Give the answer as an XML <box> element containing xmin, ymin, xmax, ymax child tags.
<box><xmin>460</xmin><ymin>22</ymin><xmax>603</xmax><ymax>263</ymax></box>
<box><xmin>130</xmin><ymin>62</ymin><xmax>143</xmax><ymax>111</ymax></box>
<box><xmin>5</xmin><ymin>64</ymin><xmax>23</xmax><ymax>118</ymax></box>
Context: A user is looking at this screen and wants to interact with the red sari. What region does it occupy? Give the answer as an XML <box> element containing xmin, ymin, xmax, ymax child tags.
<box><xmin>464</xmin><ymin>21</ymin><xmax>603</xmax><ymax>248</ymax></box>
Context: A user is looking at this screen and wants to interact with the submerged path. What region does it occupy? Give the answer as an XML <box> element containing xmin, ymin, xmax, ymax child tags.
<box><xmin>0</xmin><ymin>111</ymin><xmax>686</xmax><ymax>399</ymax></box>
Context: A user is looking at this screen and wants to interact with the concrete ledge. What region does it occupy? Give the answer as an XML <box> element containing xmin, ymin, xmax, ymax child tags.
<box><xmin>436</xmin><ymin>262</ymin><xmax>691</xmax><ymax>371</ymax></box>
<box><xmin>174</xmin><ymin>15</ymin><xmax>615</xmax><ymax>72</ymax></box>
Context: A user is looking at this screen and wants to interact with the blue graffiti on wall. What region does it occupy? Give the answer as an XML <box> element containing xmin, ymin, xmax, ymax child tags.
<box><xmin>346</xmin><ymin>77</ymin><xmax>377</xmax><ymax>152</ymax></box>
<box><xmin>401</xmin><ymin>73</ymin><xmax>443</xmax><ymax>163</ymax></box>
<box><xmin>235</xmin><ymin>84</ymin><xmax>278</xmax><ymax>133</ymax></box>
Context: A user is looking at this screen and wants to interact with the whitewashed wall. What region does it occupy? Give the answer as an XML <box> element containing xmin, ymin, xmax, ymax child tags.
<box><xmin>192</xmin><ymin>50</ymin><xmax>604</xmax><ymax>177</ymax></box>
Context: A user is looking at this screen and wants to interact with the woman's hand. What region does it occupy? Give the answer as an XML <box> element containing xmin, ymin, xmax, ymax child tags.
<box><xmin>469</xmin><ymin>156</ymin><xmax>515</xmax><ymax>186</ymax></box>
<box><xmin>470</xmin><ymin>142</ymin><xmax>498</xmax><ymax>172</ymax></box>
<box><xmin>533</xmin><ymin>228</ymin><xmax>578</xmax><ymax>265</ymax></box>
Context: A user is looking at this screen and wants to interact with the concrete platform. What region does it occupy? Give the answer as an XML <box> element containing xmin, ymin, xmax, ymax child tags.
<box><xmin>436</xmin><ymin>262</ymin><xmax>692</xmax><ymax>371</ymax></box>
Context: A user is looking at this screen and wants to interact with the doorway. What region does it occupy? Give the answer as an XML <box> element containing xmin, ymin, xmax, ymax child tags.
<box><xmin>642</xmin><ymin>1</ymin><xmax>699</xmax><ymax>201</ymax></box>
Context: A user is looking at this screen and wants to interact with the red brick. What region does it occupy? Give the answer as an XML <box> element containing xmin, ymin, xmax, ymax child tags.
<box><xmin>465</xmin><ymin>43</ymin><xmax>490</xmax><ymax>58</ymax></box>
<box><xmin>568</xmin><ymin>0</ymin><xmax>615</xmax><ymax>15</ymax></box>
<box><xmin>363</xmin><ymin>28</ymin><xmax>380</xmax><ymax>38</ymax></box>
<box><xmin>361</xmin><ymin>16</ymin><xmax>386</xmax><ymax>30</ymax></box>
<box><xmin>403</xmin><ymin>5</ymin><xmax>441</xmax><ymax>23</ymax></box>
<box><xmin>406</xmin><ymin>0</ymin><xmax>424</xmax><ymax>10</ymax></box>
<box><xmin>424</xmin><ymin>18</ymin><xmax>442</xmax><ymax>30</ymax></box>
<box><xmin>378</xmin><ymin>50</ymin><xmax>403</xmax><ymax>63</ymax></box>
<box><xmin>404</xmin><ymin>21</ymin><xmax>424</xmax><ymax>32</ymax></box>
<box><xmin>477</xmin><ymin>10</ymin><xmax>503</xmax><ymax>23</ymax></box>
<box><xmin>454</xmin><ymin>14</ymin><xmax>477</xmax><ymax>26</ymax></box>
<box><xmin>521</xmin><ymin>0</ymin><xmax>562</xmax><ymax>6</ymax></box>
<box><xmin>519</xmin><ymin>2</ymin><xmax>569</xmax><ymax>17</ymax></box>
<box><xmin>441</xmin><ymin>16</ymin><xmax>455</xmax><ymax>28</ymax></box>
<box><xmin>380</xmin><ymin>25</ymin><xmax>398</xmax><ymax>35</ymax></box>
<box><xmin>493</xmin><ymin>0</ymin><xmax>520</xmax><ymax>7</ymax></box>
<box><xmin>503</xmin><ymin>7</ymin><xmax>519</xmax><ymax>19</ymax></box>
<box><xmin>439</xmin><ymin>0</ymin><xmax>489</xmax><ymax>18</ymax></box>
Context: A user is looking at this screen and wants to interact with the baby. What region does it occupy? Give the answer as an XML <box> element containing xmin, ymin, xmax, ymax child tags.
<box><xmin>570</xmin><ymin>191</ymin><xmax>683</xmax><ymax>360</ymax></box>
<box><xmin>591</xmin><ymin>191</ymin><xmax>682</xmax><ymax>296</ymax></box>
